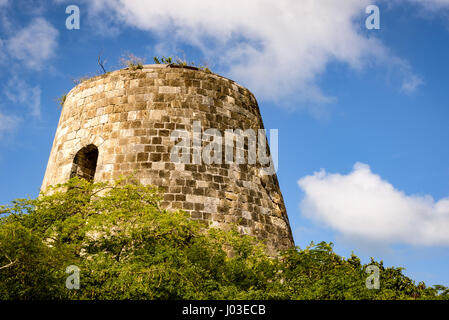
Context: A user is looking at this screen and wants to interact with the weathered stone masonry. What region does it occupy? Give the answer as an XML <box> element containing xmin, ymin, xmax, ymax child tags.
<box><xmin>41</xmin><ymin>64</ymin><xmax>294</xmax><ymax>252</ymax></box>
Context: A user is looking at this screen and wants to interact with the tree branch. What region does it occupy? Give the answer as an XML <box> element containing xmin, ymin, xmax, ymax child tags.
<box><xmin>98</xmin><ymin>52</ymin><xmax>107</xmax><ymax>74</ymax></box>
<box><xmin>0</xmin><ymin>255</ymin><xmax>17</xmax><ymax>271</ymax></box>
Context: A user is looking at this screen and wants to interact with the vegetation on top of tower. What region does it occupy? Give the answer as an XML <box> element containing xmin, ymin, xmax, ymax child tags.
<box><xmin>0</xmin><ymin>177</ymin><xmax>448</xmax><ymax>300</ymax></box>
<box><xmin>56</xmin><ymin>94</ymin><xmax>67</xmax><ymax>108</ymax></box>
<box><xmin>120</xmin><ymin>52</ymin><xmax>144</xmax><ymax>71</ymax></box>
<box><xmin>153</xmin><ymin>56</ymin><xmax>212</xmax><ymax>73</ymax></box>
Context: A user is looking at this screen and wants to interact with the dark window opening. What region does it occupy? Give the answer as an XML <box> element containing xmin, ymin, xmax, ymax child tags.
<box><xmin>70</xmin><ymin>144</ymin><xmax>99</xmax><ymax>182</ymax></box>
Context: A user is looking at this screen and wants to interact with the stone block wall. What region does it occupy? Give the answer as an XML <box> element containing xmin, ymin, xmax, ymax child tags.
<box><xmin>41</xmin><ymin>64</ymin><xmax>294</xmax><ymax>253</ymax></box>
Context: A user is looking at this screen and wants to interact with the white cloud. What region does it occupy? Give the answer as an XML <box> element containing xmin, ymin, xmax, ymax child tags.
<box><xmin>0</xmin><ymin>16</ymin><xmax>54</xmax><ymax>139</ymax></box>
<box><xmin>76</xmin><ymin>0</ymin><xmax>424</xmax><ymax>108</ymax></box>
<box><xmin>0</xmin><ymin>111</ymin><xmax>20</xmax><ymax>137</ymax></box>
<box><xmin>4</xmin><ymin>75</ymin><xmax>42</xmax><ymax>117</ymax></box>
<box><xmin>0</xmin><ymin>39</ymin><xmax>6</xmax><ymax>62</ymax></box>
<box><xmin>298</xmin><ymin>163</ymin><xmax>449</xmax><ymax>246</ymax></box>
<box><xmin>0</xmin><ymin>0</ymin><xmax>8</xmax><ymax>7</ymax></box>
<box><xmin>390</xmin><ymin>57</ymin><xmax>425</xmax><ymax>93</ymax></box>
<box><xmin>6</xmin><ymin>17</ymin><xmax>58</xmax><ymax>70</ymax></box>
<box><xmin>401</xmin><ymin>74</ymin><xmax>424</xmax><ymax>93</ymax></box>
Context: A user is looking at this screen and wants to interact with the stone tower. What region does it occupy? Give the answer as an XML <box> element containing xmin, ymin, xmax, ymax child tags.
<box><xmin>41</xmin><ymin>64</ymin><xmax>294</xmax><ymax>252</ymax></box>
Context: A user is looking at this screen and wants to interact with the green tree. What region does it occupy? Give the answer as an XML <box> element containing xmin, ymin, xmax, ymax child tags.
<box><xmin>0</xmin><ymin>177</ymin><xmax>447</xmax><ymax>300</ymax></box>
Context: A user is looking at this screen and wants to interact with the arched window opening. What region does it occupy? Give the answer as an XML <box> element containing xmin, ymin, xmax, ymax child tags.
<box><xmin>70</xmin><ymin>144</ymin><xmax>99</xmax><ymax>182</ymax></box>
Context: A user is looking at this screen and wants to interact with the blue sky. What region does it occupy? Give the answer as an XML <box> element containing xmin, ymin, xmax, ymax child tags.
<box><xmin>1</xmin><ymin>0</ymin><xmax>449</xmax><ymax>288</ymax></box>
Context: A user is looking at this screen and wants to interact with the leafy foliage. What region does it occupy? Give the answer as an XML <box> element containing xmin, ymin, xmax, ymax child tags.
<box><xmin>56</xmin><ymin>94</ymin><xmax>67</xmax><ymax>108</ymax></box>
<box><xmin>120</xmin><ymin>53</ymin><xmax>144</xmax><ymax>71</ymax></box>
<box><xmin>153</xmin><ymin>56</ymin><xmax>212</xmax><ymax>73</ymax></box>
<box><xmin>0</xmin><ymin>177</ymin><xmax>447</xmax><ymax>300</ymax></box>
<box><xmin>153</xmin><ymin>56</ymin><xmax>173</xmax><ymax>64</ymax></box>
